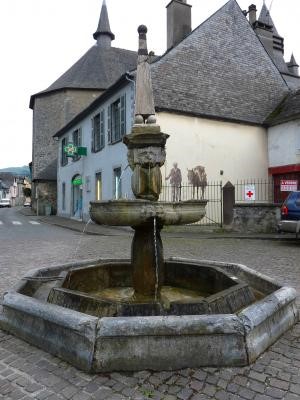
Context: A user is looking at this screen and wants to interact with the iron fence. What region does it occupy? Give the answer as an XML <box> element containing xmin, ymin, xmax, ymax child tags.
<box><xmin>160</xmin><ymin>181</ymin><xmax>223</xmax><ymax>226</ymax></box>
<box><xmin>234</xmin><ymin>178</ymin><xmax>282</xmax><ymax>204</ymax></box>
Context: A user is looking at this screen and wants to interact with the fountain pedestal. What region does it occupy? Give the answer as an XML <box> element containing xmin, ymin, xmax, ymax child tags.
<box><xmin>132</xmin><ymin>220</ymin><xmax>164</xmax><ymax>298</ymax></box>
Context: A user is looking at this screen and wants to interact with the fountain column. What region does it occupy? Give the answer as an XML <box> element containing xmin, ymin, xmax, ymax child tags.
<box><xmin>123</xmin><ymin>25</ymin><xmax>169</xmax><ymax>299</ymax></box>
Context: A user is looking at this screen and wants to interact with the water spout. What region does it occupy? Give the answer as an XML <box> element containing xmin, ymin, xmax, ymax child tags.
<box><xmin>72</xmin><ymin>218</ymin><xmax>92</xmax><ymax>263</ymax></box>
<box><xmin>153</xmin><ymin>216</ymin><xmax>159</xmax><ymax>302</ymax></box>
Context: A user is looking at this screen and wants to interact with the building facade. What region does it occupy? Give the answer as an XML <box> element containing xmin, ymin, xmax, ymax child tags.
<box><xmin>30</xmin><ymin>1</ymin><xmax>137</xmax><ymax>215</ymax></box>
<box><xmin>55</xmin><ymin>77</ymin><xmax>135</xmax><ymax>220</ymax></box>
<box><xmin>29</xmin><ymin>0</ymin><xmax>300</xmax><ymax>220</ymax></box>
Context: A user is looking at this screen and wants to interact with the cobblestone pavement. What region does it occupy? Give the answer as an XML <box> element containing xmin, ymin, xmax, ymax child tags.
<box><xmin>0</xmin><ymin>212</ymin><xmax>300</xmax><ymax>399</ymax></box>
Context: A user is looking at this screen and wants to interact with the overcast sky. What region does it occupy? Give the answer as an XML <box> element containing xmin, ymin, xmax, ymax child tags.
<box><xmin>0</xmin><ymin>0</ymin><xmax>299</xmax><ymax>169</ymax></box>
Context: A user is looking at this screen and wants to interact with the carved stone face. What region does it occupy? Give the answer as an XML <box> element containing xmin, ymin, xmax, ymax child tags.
<box><xmin>132</xmin><ymin>147</ymin><xmax>166</xmax><ymax>168</ymax></box>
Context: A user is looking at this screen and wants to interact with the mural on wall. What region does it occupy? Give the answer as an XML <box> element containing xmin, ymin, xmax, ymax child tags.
<box><xmin>187</xmin><ymin>165</ymin><xmax>207</xmax><ymax>200</ymax></box>
<box><xmin>165</xmin><ymin>162</ymin><xmax>182</xmax><ymax>202</ymax></box>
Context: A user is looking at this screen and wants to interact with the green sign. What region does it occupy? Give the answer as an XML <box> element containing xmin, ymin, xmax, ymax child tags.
<box><xmin>72</xmin><ymin>178</ymin><xmax>83</xmax><ymax>186</ymax></box>
<box><xmin>64</xmin><ymin>143</ymin><xmax>87</xmax><ymax>158</ymax></box>
<box><xmin>77</xmin><ymin>147</ymin><xmax>87</xmax><ymax>156</ymax></box>
<box><xmin>64</xmin><ymin>143</ymin><xmax>78</xmax><ymax>158</ymax></box>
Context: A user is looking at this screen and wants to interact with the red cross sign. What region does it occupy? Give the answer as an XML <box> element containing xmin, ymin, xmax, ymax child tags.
<box><xmin>245</xmin><ymin>185</ymin><xmax>256</xmax><ymax>201</ymax></box>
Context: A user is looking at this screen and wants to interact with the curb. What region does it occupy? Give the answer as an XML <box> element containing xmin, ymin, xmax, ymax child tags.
<box><xmin>16</xmin><ymin>208</ymin><xmax>297</xmax><ymax>241</ymax></box>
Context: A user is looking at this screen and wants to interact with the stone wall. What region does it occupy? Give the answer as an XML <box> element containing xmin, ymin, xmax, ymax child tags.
<box><xmin>31</xmin><ymin>88</ymin><xmax>103</xmax><ymax>214</ymax></box>
<box><xmin>32</xmin><ymin>89</ymin><xmax>102</xmax><ymax>181</ymax></box>
<box><xmin>31</xmin><ymin>181</ymin><xmax>57</xmax><ymax>216</ymax></box>
<box><xmin>232</xmin><ymin>203</ymin><xmax>280</xmax><ymax>233</ymax></box>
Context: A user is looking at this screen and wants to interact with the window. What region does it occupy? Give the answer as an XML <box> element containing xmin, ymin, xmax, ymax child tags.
<box><xmin>73</xmin><ymin>128</ymin><xmax>82</xmax><ymax>161</ymax></box>
<box><xmin>113</xmin><ymin>168</ymin><xmax>122</xmax><ymax>199</ymax></box>
<box><xmin>61</xmin><ymin>138</ymin><xmax>68</xmax><ymax>166</ymax></box>
<box><xmin>95</xmin><ymin>172</ymin><xmax>102</xmax><ymax>201</ymax></box>
<box><xmin>92</xmin><ymin>111</ymin><xmax>105</xmax><ymax>152</ymax></box>
<box><xmin>62</xmin><ymin>182</ymin><xmax>66</xmax><ymax>210</ymax></box>
<box><xmin>108</xmin><ymin>94</ymin><xmax>126</xmax><ymax>144</ymax></box>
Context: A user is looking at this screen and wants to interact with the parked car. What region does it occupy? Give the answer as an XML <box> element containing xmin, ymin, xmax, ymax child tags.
<box><xmin>278</xmin><ymin>191</ymin><xmax>300</xmax><ymax>238</ymax></box>
<box><xmin>23</xmin><ymin>201</ymin><xmax>31</xmax><ymax>207</ymax></box>
<box><xmin>0</xmin><ymin>198</ymin><xmax>11</xmax><ymax>208</ymax></box>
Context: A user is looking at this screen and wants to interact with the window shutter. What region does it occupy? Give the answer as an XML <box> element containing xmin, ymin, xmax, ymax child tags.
<box><xmin>100</xmin><ymin>110</ymin><xmax>105</xmax><ymax>148</ymax></box>
<box><xmin>79</xmin><ymin>127</ymin><xmax>82</xmax><ymax>146</ymax></box>
<box><xmin>120</xmin><ymin>94</ymin><xmax>126</xmax><ymax>137</ymax></box>
<box><xmin>107</xmin><ymin>105</ymin><xmax>112</xmax><ymax>144</ymax></box>
<box><xmin>91</xmin><ymin>118</ymin><xmax>94</xmax><ymax>153</ymax></box>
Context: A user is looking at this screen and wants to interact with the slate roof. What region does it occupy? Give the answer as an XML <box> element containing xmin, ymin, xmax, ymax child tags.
<box><xmin>265</xmin><ymin>90</ymin><xmax>300</xmax><ymax>126</ymax></box>
<box><xmin>151</xmin><ymin>0</ymin><xmax>289</xmax><ymax>125</ymax></box>
<box><xmin>30</xmin><ymin>46</ymin><xmax>137</xmax><ymax>107</ymax></box>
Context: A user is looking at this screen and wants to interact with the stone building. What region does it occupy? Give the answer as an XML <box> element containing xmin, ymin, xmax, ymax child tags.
<box><xmin>30</xmin><ymin>0</ymin><xmax>137</xmax><ymax>214</ymax></box>
<box><xmin>31</xmin><ymin>0</ymin><xmax>300</xmax><ymax>217</ymax></box>
<box><xmin>53</xmin><ymin>0</ymin><xmax>300</xmax><ymax>221</ymax></box>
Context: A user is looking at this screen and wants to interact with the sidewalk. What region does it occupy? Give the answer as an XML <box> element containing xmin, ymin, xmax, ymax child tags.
<box><xmin>18</xmin><ymin>207</ymin><xmax>296</xmax><ymax>240</ymax></box>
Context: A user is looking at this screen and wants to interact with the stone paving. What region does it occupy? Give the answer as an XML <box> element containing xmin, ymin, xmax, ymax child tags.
<box><xmin>0</xmin><ymin>212</ymin><xmax>299</xmax><ymax>399</ymax></box>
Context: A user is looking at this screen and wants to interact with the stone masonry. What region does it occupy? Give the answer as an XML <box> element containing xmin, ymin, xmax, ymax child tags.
<box><xmin>0</xmin><ymin>216</ymin><xmax>300</xmax><ymax>399</ymax></box>
<box><xmin>31</xmin><ymin>89</ymin><xmax>103</xmax><ymax>213</ymax></box>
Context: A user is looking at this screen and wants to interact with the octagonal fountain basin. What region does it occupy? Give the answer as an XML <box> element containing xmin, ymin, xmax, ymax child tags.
<box><xmin>0</xmin><ymin>258</ymin><xmax>297</xmax><ymax>373</ymax></box>
<box><xmin>89</xmin><ymin>199</ymin><xmax>207</xmax><ymax>226</ymax></box>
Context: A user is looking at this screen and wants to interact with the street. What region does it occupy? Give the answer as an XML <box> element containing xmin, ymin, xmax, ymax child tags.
<box><xmin>0</xmin><ymin>207</ymin><xmax>299</xmax><ymax>399</ymax></box>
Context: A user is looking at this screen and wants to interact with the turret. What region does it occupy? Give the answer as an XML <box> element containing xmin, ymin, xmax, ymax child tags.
<box><xmin>93</xmin><ymin>0</ymin><xmax>115</xmax><ymax>48</ymax></box>
<box><xmin>287</xmin><ymin>54</ymin><xmax>299</xmax><ymax>77</ymax></box>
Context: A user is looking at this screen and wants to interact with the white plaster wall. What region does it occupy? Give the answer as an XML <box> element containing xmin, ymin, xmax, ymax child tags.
<box><xmin>268</xmin><ymin>120</ymin><xmax>300</xmax><ymax>167</ymax></box>
<box><xmin>57</xmin><ymin>101</ymin><xmax>270</xmax><ymax>221</ymax></box>
<box><xmin>157</xmin><ymin>112</ymin><xmax>269</xmax><ymax>184</ymax></box>
<box><xmin>57</xmin><ymin>84</ymin><xmax>134</xmax><ymax>221</ymax></box>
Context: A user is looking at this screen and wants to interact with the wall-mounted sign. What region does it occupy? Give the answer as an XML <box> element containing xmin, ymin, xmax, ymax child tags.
<box><xmin>280</xmin><ymin>180</ymin><xmax>298</xmax><ymax>192</ymax></box>
<box><xmin>64</xmin><ymin>143</ymin><xmax>78</xmax><ymax>158</ymax></box>
<box><xmin>72</xmin><ymin>178</ymin><xmax>83</xmax><ymax>186</ymax></box>
<box><xmin>64</xmin><ymin>144</ymin><xmax>87</xmax><ymax>157</ymax></box>
<box><xmin>77</xmin><ymin>147</ymin><xmax>87</xmax><ymax>156</ymax></box>
<box><xmin>244</xmin><ymin>184</ymin><xmax>256</xmax><ymax>201</ymax></box>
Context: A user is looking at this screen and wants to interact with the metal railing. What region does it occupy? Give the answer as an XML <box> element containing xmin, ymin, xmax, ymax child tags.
<box><xmin>234</xmin><ymin>178</ymin><xmax>283</xmax><ymax>204</ymax></box>
<box><xmin>160</xmin><ymin>181</ymin><xmax>223</xmax><ymax>226</ymax></box>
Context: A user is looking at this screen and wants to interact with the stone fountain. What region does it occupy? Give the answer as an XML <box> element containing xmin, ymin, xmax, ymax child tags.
<box><xmin>0</xmin><ymin>26</ymin><xmax>297</xmax><ymax>373</ymax></box>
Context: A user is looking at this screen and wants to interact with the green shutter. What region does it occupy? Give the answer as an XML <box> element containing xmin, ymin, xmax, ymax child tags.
<box><xmin>100</xmin><ymin>110</ymin><xmax>105</xmax><ymax>148</ymax></box>
<box><xmin>79</xmin><ymin>127</ymin><xmax>82</xmax><ymax>146</ymax></box>
<box><xmin>107</xmin><ymin>105</ymin><xmax>112</xmax><ymax>144</ymax></box>
<box><xmin>91</xmin><ymin>118</ymin><xmax>94</xmax><ymax>153</ymax></box>
<box><xmin>120</xmin><ymin>94</ymin><xmax>126</xmax><ymax>137</ymax></box>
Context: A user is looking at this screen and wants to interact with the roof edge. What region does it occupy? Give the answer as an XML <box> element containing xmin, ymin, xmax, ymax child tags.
<box><xmin>156</xmin><ymin>107</ymin><xmax>264</xmax><ymax>127</ymax></box>
<box><xmin>29</xmin><ymin>87</ymin><xmax>105</xmax><ymax>109</ymax></box>
<box><xmin>53</xmin><ymin>73</ymin><xmax>133</xmax><ymax>138</ymax></box>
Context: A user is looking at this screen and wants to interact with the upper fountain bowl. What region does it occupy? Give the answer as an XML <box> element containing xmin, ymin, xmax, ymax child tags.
<box><xmin>90</xmin><ymin>199</ymin><xmax>207</xmax><ymax>227</ymax></box>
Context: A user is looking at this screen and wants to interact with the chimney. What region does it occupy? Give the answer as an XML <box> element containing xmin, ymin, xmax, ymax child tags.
<box><xmin>166</xmin><ymin>0</ymin><xmax>192</xmax><ymax>50</ymax></box>
<box><xmin>248</xmin><ymin>4</ymin><xmax>257</xmax><ymax>26</ymax></box>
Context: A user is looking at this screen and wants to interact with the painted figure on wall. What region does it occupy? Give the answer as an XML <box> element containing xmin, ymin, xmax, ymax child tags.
<box><xmin>166</xmin><ymin>162</ymin><xmax>182</xmax><ymax>202</ymax></box>
<box><xmin>187</xmin><ymin>165</ymin><xmax>207</xmax><ymax>199</ymax></box>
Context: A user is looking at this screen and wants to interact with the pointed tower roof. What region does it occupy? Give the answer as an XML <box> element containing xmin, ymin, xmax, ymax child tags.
<box><xmin>93</xmin><ymin>0</ymin><xmax>115</xmax><ymax>44</ymax></box>
<box><xmin>289</xmin><ymin>53</ymin><xmax>299</xmax><ymax>67</ymax></box>
<box><xmin>258</xmin><ymin>2</ymin><xmax>279</xmax><ymax>35</ymax></box>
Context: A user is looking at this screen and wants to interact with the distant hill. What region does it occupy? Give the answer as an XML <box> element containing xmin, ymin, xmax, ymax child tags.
<box><xmin>0</xmin><ymin>166</ymin><xmax>30</xmax><ymax>176</ymax></box>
